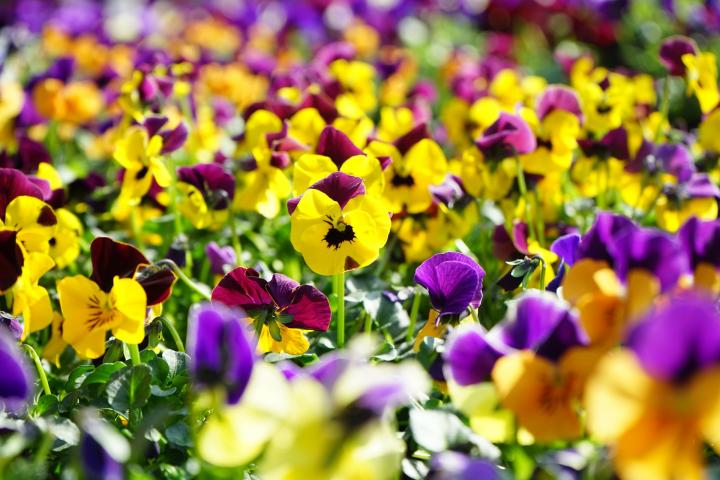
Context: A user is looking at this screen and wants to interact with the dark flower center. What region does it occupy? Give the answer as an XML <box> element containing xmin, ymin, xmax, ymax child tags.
<box><xmin>391</xmin><ymin>174</ymin><xmax>415</xmax><ymax>187</ymax></box>
<box><xmin>596</xmin><ymin>103</ymin><xmax>612</xmax><ymax>114</ymax></box>
<box><xmin>323</xmin><ymin>216</ymin><xmax>356</xmax><ymax>250</ymax></box>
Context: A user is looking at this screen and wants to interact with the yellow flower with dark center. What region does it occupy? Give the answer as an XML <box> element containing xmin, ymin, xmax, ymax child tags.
<box><xmin>682</xmin><ymin>51</ymin><xmax>719</xmax><ymax>114</ymax></box>
<box><xmin>290</xmin><ymin>172</ymin><xmax>391</xmax><ymax>276</ymax></box>
<box><xmin>58</xmin><ymin>275</ymin><xmax>147</xmax><ymax>359</ymax></box>
<box><xmin>114</xmin><ymin>125</ymin><xmax>170</xmax><ymax>201</ymax></box>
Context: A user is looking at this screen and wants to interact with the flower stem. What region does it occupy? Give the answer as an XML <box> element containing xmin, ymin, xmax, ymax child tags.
<box><xmin>155</xmin><ymin>259</ymin><xmax>212</xmax><ymax>300</ymax></box>
<box><xmin>127</xmin><ymin>343</ymin><xmax>141</xmax><ymax>366</ymax></box>
<box><xmin>334</xmin><ymin>271</ymin><xmax>346</xmax><ymax>348</ymax></box>
<box><xmin>167</xmin><ymin>153</ymin><xmax>182</xmax><ymax>239</ymax></box>
<box><xmin>537</xmin><ymin>257</ymin><xmax>547</xmax><ymax>291</ymax></box>
<box><xmin>228</xmin><ymin>210</ymin><xmax>243</xmax><ymax>264</ymax></box>
<box><xmin>515</xmin><ymin>154</ymin><xmax>536</xmax><ymax>242</ymax></box>
<box><xmin>406</xmin><ymin>287</ymin><xmax>422</xmax><ymax>343</ymax></box>
<box><xmin>160</xmin><ymin>316</ymin><xmax>185</xmax><ymax>353</ymax></box>
<box><xmin>22</xmin><ymin>344</ymin><xmax>51</xmax><ymax>396</ymax></box>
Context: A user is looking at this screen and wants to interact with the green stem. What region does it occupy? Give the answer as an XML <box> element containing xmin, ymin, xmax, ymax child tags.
<box><xmin>167</xmin><ymin>153</ymin><xmax>181</xmax><ymax>239</ymax></box>
<box><xmin>127</xmin><ymin>343</ymin><xmax>141</xmax><ymax>366</ymax></box>
<box><xmin>228</xmin><ymin>210</ymin><xmax>243</xmax><ymax>264</ymax></box>
<box><xmin>532</xmin><ymin>190</ymin><xmax>546</xmax><ymax>247</ymax></box>
<box><xmin>160</xmin><ymin>316</ymin><xmax>186</xmax><ymax>353</ymax></box>
<box><xmin>537</xmin><ymin>257</ymin><xmax>547</xmax><ymax>291</ymax></box>
<box><xmin>155</xmin><ymin>259</ymin><xmax>211</xmax><ymax>300</ymax></box>
<box><xmin>22</xmin><ymin>344</ymin><xmax>51</xmax><ymax>396</ymax></box>
<box><xmin>374</xmin><ymin>233</ymin><xmax>398</xmax><ymax>276</ymax></box>
<box><xmin>364</xmin><ymin>311</ymin><xmax>373</xmax><ymax>334</ymax></box>
<box><xmin>334</xmin><ymin>271</ymin><xmax>346</xmax><ymax>348</ymax></box>
<box><xmin>515</xmin><ymin>153</ymin><xmax>536</xmax><ymax>242</ymax></box>
<box><xmin>131</xmin><ymin>207</ymin><xmax>144</xmax><ymax>250</ymax></box>
<box><xmin>655</xmin><ymin>77</ymin><xmax>671</xmax><ymax>142</ymax></box>
<box><xmin>469</xmin><ymin>307</ymin><xmax>479</xmax><ymax>323</ymax></box>
<box><xmin>406</xmin><ymin>288</ymin><xmax>422</xmax><ymax>343</ymax></box>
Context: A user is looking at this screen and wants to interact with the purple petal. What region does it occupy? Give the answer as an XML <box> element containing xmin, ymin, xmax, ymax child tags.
<box><xmin>0</xmin><ymin>168</ymin><xmax>44</xmax><ymax>219</ymax></box>
<box><xmin>444</xmin><ymin>324</ymin><xmax>504</xmax><ymax>385</ymax></box>
<box><xmin>160</xmin><ymin>123</ymin><xmax>189</xmax><ymax>154</ymax></box>
<box><xmin>684</xmin><ymin>173</ymin><xmax>720</xmax><ymax>199</ymax></box>
<box><xmin>679</xmin><ymin>217</ymin><xmax>720</xmax><ymax>268</ymax></box>
<box><xmin>177</xmin><ymin>163</ymin><xmax>235</xmax><ymax>206</ymax></box>
<box><xmin>205</xmin><ymin>242</ymin><xmax>237</xmax><ymax>275</ymax></box>
<box><xmin>628</xmin><ymin>293</ymin><xmax>720</xmax><ymax>382</ymax></box>
<box><xmin>551</xmin><ymin>233</ymin><xmax>581</xmax><ymax>267</ymax></box>
<box><xmin>304</xmin><ymin>171</ymin><xmax>366</xmax><ymax>210</ymax></box>
<box><xmin>610</xmin><ymin>227</ymin><xmax>690</xmax><ymax>292</ymax></box>
<box><xmin>537</xmin><ymin>86</ymin><xmax>583</xmax><ymax>124</ymax></box>
<box><xmin>393</xmin><ymin>123</ymin><xmax>430</xmax><ymax>155</ymax></box>
<box><xmin>660</xmin><ymin>36</ymin><xmax>698</xmax><ymax>76</ymax></box>
<box><xmin>577</xmin><ymin>212</ymin><xmax>636</xmax><ymax>265</ymax></box>
<box><xmin>498</xmin><ymin>292</ymin><xmax>587</xmax><ymax>361</ymax></box>
<box><xmin>144</xmin><ymin>116</ymin><xmax>168</xmax><ymax>137</ymax></box>
<box><xmin>655</xmin><ymin>144</ymin><xmax>695</xmax><ymax>182</ymax></box>
<box><xmin>0</xmin><ymin>332</ymin><xmax>31</xmax><ymax>412</ymax></box>
<box><xmin>0</xmin><ymin>230</ymin><xmax>23</xmax><ymax>292</ymax></box>
<box><xmin>315</xmin><ymin>126</ymin><xmax>364</xmax><ymax>168</ymax></box>
<box><xmin>475</xmin><ymin>112</ymin><xmax>536</xmax><ymax>159</ymax></box>
<box><xmin>415</xmin><ymin>252</ymin><xmax>485</xmax><ymax>317</ymax></box>
<box><xmin>266</xmin><ymin>273</ymin><xmax>300</xmax><ymax>309</ymax></box>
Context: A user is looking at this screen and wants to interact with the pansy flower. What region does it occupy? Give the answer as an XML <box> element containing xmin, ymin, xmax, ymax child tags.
<box><xmin>678</xmin><ymin>217</ymin><xmax>720</xmax><ymax>294</ymax></box>
<box><xmin>212</xmin><ymin>267</ymin><xmax>331</xmax><ymax>354</ymax></box>
<box><xmin>681</xmin><ymin>50</ymin><xmax>719</xmax><ymax>114</ymax></box>
<box><xmin>57</xmin><ymin>237</ymin><xmax>176</xmax><ymax>358</ymax></box>
<box><xmin>0</xmin><ymin>330</ymin><xmax>32</xmax><ymax>412</ymax></box>
<box><xmin>32</xmin><ymin>78</ymin><xmax>104</xmax><ymax>125</ymax></box>
<box><xmin>289</xmin><ymin>172</ymin><xmax>391</xmax><ymax>276</ymax></box>
<box><xmin>113</xmin><ymin>125</ymin><xmax>171</xmax><ymax>203</ymax></box>
<box><xmin>445</xmin><ymin>292</ymin><xmax>593</xmax><ymax>442</ymax></box>
<box><xmin>475</xmin><ymin>112</ymin><xmax>537</xmax><ymax>161</ymax></box>
<box><xmin>177</xmin><ymin>163</ymin><xmax>235</xmax><ymax>229</ymax></box>
<box><xmin>586</xmin><ymin>294</ymin><xmax>720</xmax><ymax>479</ymax></box>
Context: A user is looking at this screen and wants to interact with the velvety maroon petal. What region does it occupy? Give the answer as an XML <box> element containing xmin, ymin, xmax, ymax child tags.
<box><xmin>315</xmin><ymin>126</ymin><xmax>364</xmax><ymax>168</ymax></box>
<box><xmin>0</xmin><ymin>168</ymin><xmax>44</xmax><ymax>219</ymax></box>
<box><xmin>660</xmin><ymin>35</ymin><xmax>698</xmax><ymax>76</ymax></box>
<box><xmin>177</xmin><ymin>163</ymin><xmax>235</xmax><ymax>205</ymax></box>
<box><xmin>394</xmin><ymin>123</ymin><xmax>430</xmax><ymax>155</ymax></box>
<box><xmin>0</xmin><ymin>231</ymin><xmax>23</xmax><ymax>292</ymax></box>
<box><xmin>135</xmin><ymin>266</ymin><xmax>176</xmax><ymax>306</ymax></box>
<box><xmin>160</xmin><ymin>122</ymin><xmax>189</xmax><ymax>154</ymax></box>
<box><xmin>285</xmin><ymin>284</ymin><xmax>331</xmax><ymax>331</ymax></box>
<box><xmin>90</xmin><ymin>237</ymin><xmax>149</xmax><ymax>292</ymax></box>
<box><xmin>211</xmin><ymin>267</ymin><xmax>274</xmax><ymax>310</ymax></box>
<box><xmin>144</xmin><ymin>115</ymin><xmax>168</xmax><ymax>137</ymax></box>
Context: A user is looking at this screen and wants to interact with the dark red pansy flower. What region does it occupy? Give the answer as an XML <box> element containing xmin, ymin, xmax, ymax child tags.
<box><xmin>212</xmin><ymin>267</ymin><xmax>331</xmax><ymax>332</ymax></box>
<box><xmin>0</xmin><ymin>168</ymin><xmax>44</xmax><ymax>219</ymax></box>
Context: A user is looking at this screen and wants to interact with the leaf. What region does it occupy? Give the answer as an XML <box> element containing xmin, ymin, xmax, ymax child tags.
<box><xmin>106</xmin><ymin>365</ymin><xmax>153</xmax><ymax>413</ymax></box>
<box><xmin>82</xmin><ymin>362</ymin><xmax>126</xmax><ymax>387</ymax></box>
<box><xmin>165</xmin><ymin>422</ymin><xmax>193</xmax><ymax>448</ymax></box>
<box><xmin>64</xmin><ymin>365</ymin><xmax>94</xmax><ymax>390</ymax></box>
<box><xmin>268</xmin><ymin>320</ymin><xmax>282</xmax><ymax>342</ymax></box>
<box><xmin>150</xmin><ymin>385</ymin><xmax>177</xmax><ymax>397</ymax></box>
<box><xmin>162</xmin><ymin>350</ymin><xmax>189</xmax><ymax>383</ymax></box>
<box><xmin>48</xmin><ymin>417</ymin><xmax>80</xmax><ymax>452</ymax></box>
<box><xmin>34</xmin><ymin>394</ymin><xmax>59</xmax><ymax>416</ymax></box>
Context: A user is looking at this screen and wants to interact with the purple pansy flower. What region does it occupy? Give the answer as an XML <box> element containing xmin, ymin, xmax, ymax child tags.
<box><xmin>211</xmin><ymin>267</ymin><xmax>331</xmax><ymax>332</ymax></box>
<box><xmin>0</xmin><ymin>331</ymin><xmax>32</xmax><ymax>412</ymax></box>
<box><xmin>430</xmin><ymin>452</ymin><xmax>502</xmax><ymax>480</ymax></box>
<box><xmin>678</xmin><ymin>217</ymin><xmax>720</xmax><ymax>270</ymax></box>
<box><xmin>445</xmin><ymin>292</ymin><xmax>587</xmax><ymax>386</ymax></box>
<box><xmin>628</xmin><ymin>294</ymin><xmax>720</xmax><ymax>383</ymax></box>
<box><xmin>78</xmin><ymin>410</ymin><xmax>130</xmax><ymax>480</ymax></box>
<box><xmin>576</xmin><ymin>212</ymin><xmax>636</xmax><ymax>265</ymax></box>
<box><xmin>415</xmin><ymin>252</ymin><xmax>485</xmax><ymax>320</ymax></box>
<box><xmin>475</xmin><ymin>112</ymin><xmax>536</xmax><ymax>160</ymax></box>
<box><xmin>186</xmin><ymin>302</ymin><xmax>255</xmax><ymax>405</ymax></box>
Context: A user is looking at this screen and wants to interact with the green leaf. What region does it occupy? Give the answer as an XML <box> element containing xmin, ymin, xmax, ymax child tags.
<box><xmin>268</xmin><ymin>320</ymin><xmax>282</xmax><ymax>342</ymax></box>
<box><xmin>82</xmin><ymin>362</ymin><xmax>126</xmax><ymax>387</ymax></box>
<box><xmin>65</xmin><ymin>365</ymin><xmax>94</xmax><ymax>390</ymax></box>
<box><xmin>162</xmin><ymin>350</ymin><xmax>189</xmax><ymax>383</ymax></box>
<box><xmin>48</xmin><ymin>417</ymin><xmax>80</xmax><ymax>452</ymax></box>
<box><xmin>33</xmin><ymin>394</ymin><xmax>59</xmax><ymax>416</ymax></box>
<box><xmin>165</xmin><ymin>421</ymin><xmax>193</xmax><ymax>448</ymax></box>
<box><xmin>106</xmin><ymin>365</ymin><xmax>153</xmax><ymax>413</ymax></box>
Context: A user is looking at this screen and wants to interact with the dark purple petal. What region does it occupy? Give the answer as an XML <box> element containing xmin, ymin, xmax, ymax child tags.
<box><xmin>655</xmin><ymin>144</ymin><xmax>695</xmax><ymax>182</ymax></box>
<box><xmin>134</xmin><ymin>266</ymin><xmax>176</xmax><ymax>306</ymax></box>
<box><xmin>308</xmin><ymin>353</ymin><xmax>348</xmax><ymax>389</ymax></box>
<box><xmin>205</xmin><ymin>242</ymin><xmax>237</xmax><ymax>275</ymax></box>
<box><xmin>394</xmin><ymin>123</ymin><xmax>430</xmax><ymax>155</ymax></box>
<box><xmin>286</xmin><ymin>195</ymin><xmax>301</xmax><ymax>215</ymax></box>
<box><xmin>18</xmin><ymin>136</ymin><xmax>51</xmax><ymax>172</ymax></box>
<box><xmin>177</xmin><ymin>163</ymin><xmax>235</xmax><ymax>207</ymax></box>
<box><xmin>160</xmin><ymin>123</ymin><xmax>189</xmax><ymax>154</ymax></box>
<box><xmin>144</xmin><ymin>116</ymin><xmax>168</xmax><ymax>137</ymax></box>
<box><xmin>577</xmin><ymin>212</ymin><xmax>636</xmax><ymax>265</ymax></box>
<box><xmin>430</xmin><ymin>175</ymin><xmax>465</xmax><ymax>207</ymax></box>
<box><xmin>415</xmin><ymin>252</ymin><xmax>485</xmax><ymax>318</ymax></box>
<box><xmin>430</xmin><ymin>452</ymin><xmax>502</xmax><ymax>480</ymax></box>
<box><xmin>211</xmin><ymin>267</ymin><xmax>274</xmax><ymax>310</ymax></box>
<box><xmin>498</xmin><ymin>292</ymin><xmax>587</xmax><ymax>362</ymax></box>
<box><xmin>80</xmin><ymin>433</ymin><xmax>124</xmax><ymax>480</ymax></box>
<box><xmin>0</xmin><ymin>230</ymin><xmax>23</xmax><ymax>292</ymax></box>
<box><xmin>444</xmin><ymin>325</ymin><xmax>504</xmax><ymax>385</ymax></box>
<box><xmin>628</xmin><ymin>293</ymin><xmax>720</xmax><ymax>382</ymax></box>
<box><xmin>537</xmin><ymin>86</ymin><xmax>583</xmax><ymax>124</ymax></box>
<box><xmin>660</xmin><ymin>36</ymin><xmax>698</xmax><ymax>76</ymax></box>
<box><xmin>315</xmin><ymin>126</ymin><xmax>364</xmax><ymax>168</ymax></box>
<box><xmin>0</xmin><ymin>168</ymin><xmax>44</xmax><ymax>219</ymax></box>
<box><xmin>0</xmin><ymin>332</ymin><xmax>31</xmax><ymax>412</ymax></box>
<box><xmin>610</xmin><ymin>227</ymin><xmax>690</xmax><ymax>292</ymax></box>
<box><xmin>90</xmin><ymin>237</ymin><xmax>149</xmax><ymax>293</ymax></box>
<box><xmin>0</xmin><ymin>312</ymin><xmax>23</xmax><ymax>340</ymax></box>
<box><xmin>679</xmin><ymin>217</ymin><xmax>720</xmax><ymax>268</ymax></box>
<box><xmin>266</xmin><ymin>273</ymin><xmax>300</xmax><ymax>309</ymax></box>
<box><xmin>285</xmin><ymin>284</ymin><xmax>331</xmax><ymax>331</ymax></box>
<box><xmin>475</xmin><ymin>112</ymin><xmax>536</xmax><ymax>159</ymax></box>
<box><xmin>551</xmin><ymin>233</ymin><xmax>581</xmax><ymax>267</ymax></box>
<box><xmin>600</xmin><ymin>127</ymin><xmax>630</xmax><ymax>161</ymax></box>
<box><xmin>305</xmin><ymin>171</ymin><xmax>366</xmax><ymax>210</ymax></box>
<box><xmin>512</xmin><ymin>222</ymin><xmax>530</xmax><ymax>254</ymax></box>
